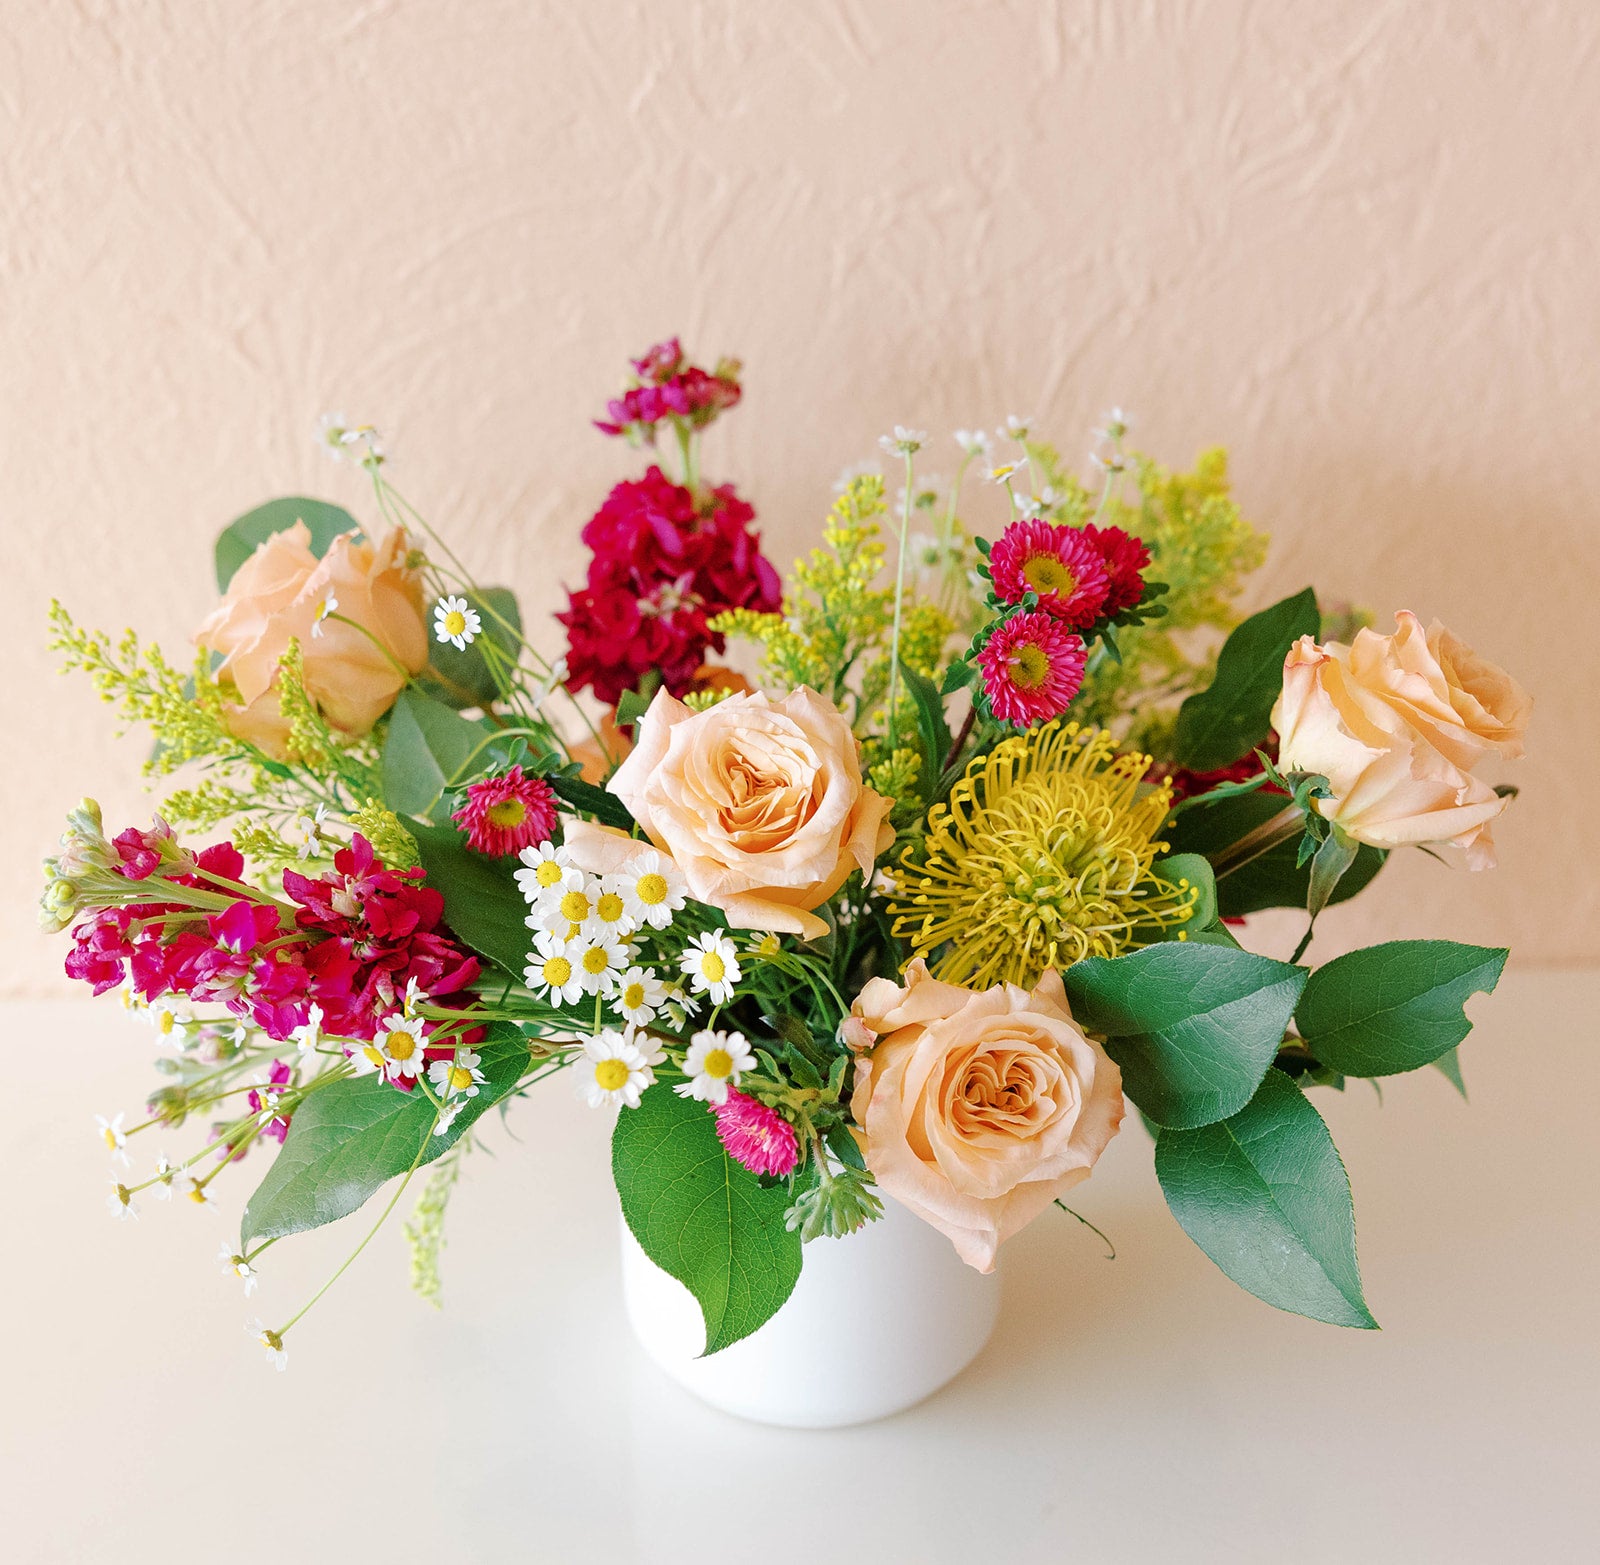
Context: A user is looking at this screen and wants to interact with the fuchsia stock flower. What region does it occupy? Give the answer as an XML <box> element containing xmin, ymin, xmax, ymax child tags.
<box><xmin>977</xmin><ymin>610</ymin><xmax>1087</xmax><ymax>727</ymax></box>
<box><xmin>594</xmin><ymin>340</ymin><xmax>742</xmax><ymax>439</ymax></box>
<box><xmin>712</xmin><ymin>1089</ymin><xmax>800</xmax><ymax>1178</ymax></box>
<box><xmin>988</xmin><ymin>519</ymin><xmax>1110</xmax><ymax>627</ymax></box>
<box><xmin>452</xmin><ymin>765</ymin><xmax>558</xmax><ymax>858</ymax></box>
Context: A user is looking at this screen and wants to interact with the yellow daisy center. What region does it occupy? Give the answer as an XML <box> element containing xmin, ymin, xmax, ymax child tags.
<box><xmin>157</xmin><ymin>1010</ymin><xmax>175</xmax><ymax>1035</ymax></box>
<box><xmin>703</xmin><ymin>1048</ymin><xmax>734</xmax><ymax>1079</ymax></box>
<box><xmin>636</xmin><ymin>872</ymin><xmax>669</xmax><ymax>906</ymax></box>
<box><xmin>1022</xmin><ymin>553</ymin><xmax>1074</xmax><ymax>595</ymax></box>
<box><xmin>448</xmin><ymin>1065</ymin><xmax>474</xmax><ymax>1092</ymax></box>
<box><xmin>700</xmin><ymin>952</ymin><xmax>726</xmax><ymax>983</ymax></box>
<box><xmin>595</xmin><ymin>1058</ymin><xmax>631</xmax><ymax>1092</ymax></box>
<box><xmin>187</xmin><ymin>1186</ymin><xmax>208</xmax><ymax>1204</ymax></box>
<box><xmin>443</xmin><ymin>610</ymin><xmax>467</xmax><ymax>637</ymax></box>
<box><xmin>582</xmin><ymin>946</ymin><xmax>610</xmax><ymax>975</ymax></box>
<box><xmin>387</xmin><ymin>1033</ymin><xmax>416</xmax><ymax>1061</ymax></box>
<box><xmin>543</xmin><ymin>955</ymin><xmax>573</xmax><ymax>987</ymax></box>
<box><xmin>101</xmin><ymin>1127</ymin><xmax>118</xmax><ymax>1150</ymax></box>
<box><xmin>596</xmin><ymin>891</ymin><xmax>625</xmax><ymax>923</ymax></box>
<box><xmin>487</xmin><ymin>798</ymin><xmax>526</xmax><ymax>828</ymax></box>
<box><xmin>1008</xmin><ymin>642</ymin><xmax>1051</xmax><ymax>689</ymax></box>
<box><xmin>622</xmin><ymin>982</ymin><xmax>646</xmax><ymax>1009</ymax></box>
<box><xmin>360</xmin><ymin>1045</ymin><xmax>386</xmax><ymax>1070</ymax></box>
<box><xmin>535</xmin><ymin>860</ymin><xmax>564</xmax><ymax>887</ymax></box>
<box><xmin>559</xmin><ymin>890</ymin><xmax>591</xmax><ymax>923</ymax></box>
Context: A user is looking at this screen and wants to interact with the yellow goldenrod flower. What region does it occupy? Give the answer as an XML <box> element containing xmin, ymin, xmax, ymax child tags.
<box><xmin>889</xmin><ymin>723</ymin><xmax>1196</xmax><ymax>988</ymax></box>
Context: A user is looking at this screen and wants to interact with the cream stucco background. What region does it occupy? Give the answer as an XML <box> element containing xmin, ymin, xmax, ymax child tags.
<box><xmin>4</xmin><ymin>0</ymin><xmax>1597</xmax><ymax>993</ymax></box>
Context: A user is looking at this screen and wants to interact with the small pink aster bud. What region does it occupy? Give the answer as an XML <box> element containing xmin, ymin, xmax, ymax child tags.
<box><xmin>712</xmin><ymin>1089</ymin><xmax>800</xmax><ymax>1178</ymax></box>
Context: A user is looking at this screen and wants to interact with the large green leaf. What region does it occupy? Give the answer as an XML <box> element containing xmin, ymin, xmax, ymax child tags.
<box><xmin>411</xmin><ymin>822</ymin><xmax>531</xmax><ymax>979</ymax></box>
<box><xmin>1155</xmin><ymin>1068</ymin><xmax>1377</xmax><ymax>1329</ymax></box>
<box><xmin>382</xmin><ymin>687</ymin><xmax>494</xmax><ymax>819</ymax></box>
<box><xmin>215</xmin><ymin>497</ymin><xmax>356</xmax><ymax>591</ymax></box>
<box><xmin>613</xmin><ymin>1082</ymin><xmax>803</xmax><ymax>1355</ymax></box>
<box><xmin>1295</xmin><ymin>940</ymin><xmax>1508</xmax><ymax>1077</ymax></box>
<box><xmin>547</xmin><ymin>772</ymin><xmax>638</xmax><ymax>832</ymax></box>
<box><xmin>1141</xmin><ymin>852</ymin><xmax>1218</xmax><ymax>941</ymax></box>
<box><xmin>419</xmin><ymin>586</ymin><xmax>524</xmax><ymax>710</ymax></box>
<box><xmin>1064</xmin><ymin>942</ymin><xmax>1307</xmax><ymax>1128</ymax></box>
<box><xmin>1166</xmin><ymin>789</ymin><xmax>1387</xmax><ymax>917</ymax></box>
<box><xmin>1172</xmin><ymin>587</ymin><xmax>1319</xmax><ymax>771</ymax></box>
<box><xmin>240</xmin><ymin>1023</ymin><xmax>530</xmax><ymax>1246</ymax></box>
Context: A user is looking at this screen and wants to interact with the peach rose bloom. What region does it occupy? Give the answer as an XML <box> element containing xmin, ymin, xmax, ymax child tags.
<box><xmin>848</xmin><ymin>960</ymin><xmax>1125</xmax><ymax>1272</ymax></box>
<box><xmin>604</xmin><ymin>686</ymin><xmax>894</xmax><ymax>939</ymax></box>
<box><xmin>195</xmin><ymin>521</ymin><xmax>429</xmax><ymax>756</ymax></box>
<box><xmin>1272</xmin><ymin>611</ymin><xmax>1531</xmax><ymax>869</ymax></box>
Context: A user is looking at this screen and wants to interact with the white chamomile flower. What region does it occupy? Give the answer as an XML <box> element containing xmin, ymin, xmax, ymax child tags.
<box><xmin>176</xmin><ymin>1173</ymin><xmax>215</xmax><ymax>1208</ymax></box>
<box><xmin>428</xmin><ymin>1049</ymin><xmax>485</xmax><ymax>1104</ymax></box>
<box><xmin>219</xmin><ymin>1242</ymin><xmax>259</xmax><ymax>1297</ymax></box>
<box><xmin>525</xmin><ymin>929</ymin><xmax>587</xmax><ymax>1005</ymax></box>
<box><xmin>527</xmin><ymin>868</ymin><xmax>598</xmax><ymax>937</ymax></box>
<box><xmin>679</xmin><ymin>931</ymin><xmax>741</xmax><ymax>1005</ymax></box>
<box><xmin>954</xmin><ymin>428</ymin><xmax>991</xmax><ymax>458</ymax></box>
<box><xmin>143</xmin><ymin>996</ymin><xmax>192</xmax><ymax>1040</ymax></box>
<box><xmin>107</xmin><ymin>1180</ymin><xmax>139</xmax><ymax>1222</ymax></box>
<box><xmin>150</xmin><ymin>1153</ymin><xmax>177</xmax><ymax>1200</ymax></box>
<box><xmin>246</xmin><ymin>1318</ymin><xmax>288</xmax><ymax>1372</ymax></box>
<box><xmin>574</xmin><ymin>1028</ymin><xmax>663</xmax><ymax>1110</ymax></box>
<box><xmin>95</xmin><ymin>1112</ymin><xmax>131</xmax><ymax>1168</ymax></box>
<box><xmin>614</xmin><ymin>849</ymin><xmax>687</xmax><ymax>930</ymax></box>
<box><xmin>402</xmin><ymin>976</ymin><xmax>428</xmax><ymax>1018</ymax></box>
<box><xmin>311</xmin><ymin>594</ymin><xmax>338</xmax><ymax>638</ymax></box>
<box><xmin>374</xmin><ymin>1014</ymin><xmax>427</xmax><ymax>1081</ymax></box>
<box><xmin>986</xmin><ymin>459</ymin><xmax>1026</xmax><ymax>485</ymax></box>
<box><xmin>289</xmin><ymin>803</ymin><xmax>329</xmax><ymax>859</ymax></box>
<box><xmin>571</xmin><ymin>934</ymin><xmax>631</xmax><ymax>997</ymax></box>
<box><xmin>433</xmin><ymin>1100</ymin><xmax>463</xmax><ymax>1137</ymax></box>
<box><xmin>346</xmin><ymin>1039</ymin><xmax>387</xmax><ymax>1077</ymax></box>
<box><xmin>291</xmin><ymin>1002</ymin><xmax>325</xmax><ymax>1057</ymax></box>
<box><xmin>613</xmin><ymin>966</ymin><xmax>667</xmax><ymax>1026</ymax></box>
<box><xmin>433</xmin><ymin>595</ymin><xmax>481</xmax><ymax>651</ymax></box>
<box><xmin>1001</xmin><ymin>413</ymin><xmax>1033</xmax><ymax>441</ymax></box>
<box><xmin>1088</xmin><ymin>447</ymin><xmax>1127</xmax><ymax>474</ymax></box>
<box><xmin>1097</xmin><ymin>406</ymin><xmax>1131</xmax><ymax>441</ymax></box>
<box><xmin>589</xmin><ymin>877</ymin><xmax>637</xmax><ymax>941</ymax></box>
<box><xmin>316</xmin><ymin>411</ymin><xmax>351</xmax><ymax>459</ymax></box>
<box><xmin>660</xmin><ymin>978</ymin><xmax>699</xmax><ymax>1027</ymax></box>
<box><xmin>514</xmin><ymin>840</ymin><xmax>574</xmax><ymax>903</ymax></box>
<box><xmin>878</xmin><ymin>425</ymin><xmax>926</xmax><ymax>457</ymax></box>
<box><xmin>675</xmin><ymin>1029</ymin><xmax>756</xmax><ymax>1106</ymax></box>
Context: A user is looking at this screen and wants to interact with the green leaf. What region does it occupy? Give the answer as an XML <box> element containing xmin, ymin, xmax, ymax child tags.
<box><xmin>1155</xmin><ymin>1068</ymin><xmax>1377</xmax><ymax>1328</ymax></box>
<box><xmin>215</xmin><ymin>497</ymin><xmax>356</xmax><ymax>592</ymax></box>
<box><xmin>1432</xmin><ymin>1045</ymin><xmax>1468</xmax><ymax>1099</ymax></box>
<box><xmin>240</xmin><ymin>1024</ymin><xmax>530</xmax><ymax>1246</ymax></box>
<box><xmin>1295</xmin><ymin>940</ymin><xmax>1508</xmax><ymax>1078</ymax></box>
<box><xmin>613</xmin><ymin>1082</ymin><xmax>802</xmax><ymax>1355</ymax></box>
<box><xmin>381</xmin><ymin>688</ymin><xmax>493</xmax><ymax>819</ymax></box>
<box><xmin>1164</xmin><ymin>789</ymin><xmax>1387</xmax><ymax>917</ymax></box>
<box><xmin>1064</xmin><ymin>942</ymin><xmax>1307</xmax><ymax>1128</ymax></box>
<box><xmin>411</xmin><ymin>822</ymin><xmax>532</xmax><ymax>979</ymax></box>
<box><xmin>1172</xmin><ymin>587</ymin><xmax>1319</xmax><ymax>771</ymax></box>
<box><xmin>547</xmin><ymin>772</ymin><xmax>637</xmax><ymax>832</ymax></box>
<box><xmin>1142</xmin><ymin>852</ymin><xmax>1217</xmax><ymax>940</ymax></box>
<box><xmin>940</xmin><ymin>658</ymin><xmax>975</xmax><ymax>696</ymax></box>
<box><xmin>419</xmin><ymin>587</ymin><xmax>523</xmax><ymax>710</ymax></box>
<box><xmin>1306</xmin><ymin>827</ymin><xmax>1359</xmax><ymax>920</ymax></box>
<box><xmin>900</xmin><ymin>660</ymin><xmax>952</xmax><ymax>800</ymax></box>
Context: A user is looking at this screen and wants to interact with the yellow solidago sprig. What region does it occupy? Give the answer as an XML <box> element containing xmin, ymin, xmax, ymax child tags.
<box><xmin>889</xmin><ymin>722</ymin><xmax>1198</xmax><ymax>989</ymax></box>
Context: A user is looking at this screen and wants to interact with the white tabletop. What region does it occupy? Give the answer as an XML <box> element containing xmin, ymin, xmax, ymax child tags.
<box><xmin>3</xmin><ymin>974</ymin><xmax>1597</xmax><ymax>1563</ymax></box>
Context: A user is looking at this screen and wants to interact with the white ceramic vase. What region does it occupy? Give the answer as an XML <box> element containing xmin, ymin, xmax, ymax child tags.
<box><xmin>620</xmin><ymin>1195</ymin><xmax>1001</xmax><ymax>1428</ymax></box>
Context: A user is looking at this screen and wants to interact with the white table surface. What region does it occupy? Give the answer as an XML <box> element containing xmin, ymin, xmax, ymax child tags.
<box><xmin>3</xmin><ymin>974</ymin><xmax>1597</xmax><ymax>1563</ymax></box>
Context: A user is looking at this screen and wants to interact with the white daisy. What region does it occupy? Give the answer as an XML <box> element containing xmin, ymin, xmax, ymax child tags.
<box><xmin>589</xmin><ymin>877</ymin><xmax>637</xmax><ymax>942</ymax></box>
<box><xmin>150</xmin><ymin>1153</ymin><xmax>177</xmax><ymax>1201</ymax></box>
<box><xmin>954</xmin><ymin>428</ymin><xmax>991</xmax><ymax>458</ymax></box>
<box><xmin>675</xmin><ymin>1029</ymin><xmax>756</xmax><ymax>1106</ymax></box>
<box><xmin>219</xmin><ymin>1242</ymin><xmax>259</xmax><ymax>1297</ymax></box>
<box><xmin>614</xmin><ymin>849</ymin><xmax>687</xmax><ymax>930</ymax></box>
<box><xmin>316</xmin><ymin>411</ymin><xmax>351</xmax><ymax>459</ymax></box>
<box><xmin>291</xmin><ymin>1002</ymin><xmax>325</xmax><ymax>1057</ymax></box>
<box><xmin>106</xmin><ymin>1181</ymin><xmax>139</xmax><ymax>1222</ymax></box>
<box><xmin>142</xmin><ymin>996</ymin><xmax>193</xmax><ymax>1040</ymax></box>
<box><xmin>176</xmin><ymin>1173</ymin><xmax>215</xmax><ymax>1208</ymax></box>
<box><xmin>95</xmin><ymin>1112</ymin><xmax>131</xmax><ymax>1168</ymax></box>
<box><xmin>613</xmin><ymin>966</ymin><xmax>667</xmax><ymax>1026</ymax></box>
<box><xmin>573</xmin><ymin>1029</ymin><xmax>663</xmax><ymax>1110</ymax></box>
<box><xmin>428</xmin><ymin>1049</ymin><xmax>485</xmax><ymax>1105</ymax></box>
<box><xmin>878</xmin><ymin>425</ymin><xmax>926</xmax><ymax>457</ymax></box>
<box><xmin>526</xmin><ymin>868</ymin><xmax>599</xmax><ymax>937</ymax></box>
<box><xmin>679</xmin><ymin>931</ymin><xmax>741</xmax><ymax>1005</ymax></box>
<box><xmin>345</xmin><ymin>1039</ymin><xmax>388</xmax><ymax>1077</ymax></box>
<box><xmin>1096</xmin><ymin>406</ymin><xmax>1131</xmax><ymax>441</ymax></box>
<box><xmin>311</xmin><ymin>594</ymin><xmax>338</xmax><ymax>638</ymax></box>
<box><xmin>245</xmin><ymin>1318</ymin><xmax>288</xmax><ymax>1372</ymax></box>
<box><xmin>1001</xmin><ymin>413</ymin><xmax>1033</xmax><ymax>441</ymax></box>
<box><xmin>986</xmin><ymin>459</ymin><xmax>1026</xmax><ymax>485</ymax></box>
<box><xmin>433</xmin><ymin>1100</ymin><xmax>463</xmax><ymax>1137</ymax></box>
<box><xmin>288</xmin><ymin>804</ymin><xmax>329</xmax><ymax>859</ymax></box>
<box><xmin>571</xmin><ymin>934</ymin><xmax>631</xmax><ymax>997</ymax></box>
<box><xmin>433</xmin><ymin>595</ymin><xmax>481</xmax><ymax>651</ymax></box>
<box><xmin>402</xmin><ymin>976</ymin><xmax>428</xmax><ymax>1018</ymax></box>
<box><xmin>514</xmin><ymin>840</ymin><xmax>574</xmax><ymax>903</ymax></box>
<box><xmin>374</xmin><ymin>1014</ymin><xmax>427</xmax><ymax>1081</ymax></box>
<box><xmin>660</xmin><ymin>978</ymin><xmax>700</xmax><ymax>1028</ymax></box>
<box><xmin>524</xmin><ymin>932</ymin><xmax>587</xmax><ymax>1005</ymax></box>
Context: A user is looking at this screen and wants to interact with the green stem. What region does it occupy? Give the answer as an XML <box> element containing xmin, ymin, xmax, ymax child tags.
<box><xmin>885</xmin><ymin>450</ymin><xmax>916</xmax><ymax>748</ymax></box>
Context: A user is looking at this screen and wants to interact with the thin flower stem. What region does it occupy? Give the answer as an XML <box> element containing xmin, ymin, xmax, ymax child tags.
<box><xmin>1210</xmin><ymin>805</ymin><xmax>1304</xmax><ymax>879</ymax></box>
<box><xmin>885</xmin><ymin>450</ymin><xmax>916</xmax><ymax>748</ymax></box>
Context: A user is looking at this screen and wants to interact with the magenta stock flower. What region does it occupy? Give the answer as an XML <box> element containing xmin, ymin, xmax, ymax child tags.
<box><xmin>452</xmin><ymin>765</ymin><xmax>559</xmax><ymax>858</ymax></box>
<box><xmin>988</xmin><ymin>519</ymin><xmax>1110</xmax><ymax>628</ymax></box>
<box><xmin>712</xmin><ymin>1089</ymin><xmax>800</xmax><ymax>1178</ymax></box>
<box><xmin>977</xmin><ymin>610</ymin><xmax>1087</xmax><ymax>727</ymax></box>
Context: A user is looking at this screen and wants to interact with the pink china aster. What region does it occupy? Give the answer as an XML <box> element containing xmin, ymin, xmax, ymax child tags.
<box><xmin>977</xmin><ymin>610</ymin><xmax>1088</xmax><ymax>727</ymax></box>
<box><xmin>452</xmin><ymin>766</ymin><xmax>559</xmax><ymax>858</ymax></box>
<box><xmin>988</xmin><ymin>519</ymin><xmax>1110</xmax><ymax>628</ymax></box>
<box><xmin>1081</xmin><ymin>522</ymin><xmax>1152</xmax><ymax>615</ymax></box>
<box><xmin>712</xmin><ymin>1089</ymin><xmax>800</xmax><ymax>1177</ymax></box>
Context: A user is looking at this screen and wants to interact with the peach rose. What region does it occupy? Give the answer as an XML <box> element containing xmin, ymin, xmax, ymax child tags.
<box><xmin>195</xmin><ymin>521</ymin><xmax>429</xmax><ymax>756</ymax></box>
<box><xmin>604</xmin><ymin>687</ymin><xmax>894</xmax><ymax>939</ymax></box>
<box><xmin>848</xmin><ymin>960</ymin><xmax>1125</xmax><ymax>1272</ymax></box>
<box><xmin>1271</xmin><ymin>611</ymin><xmax>1530</xmax><ymax>868</ymax></box>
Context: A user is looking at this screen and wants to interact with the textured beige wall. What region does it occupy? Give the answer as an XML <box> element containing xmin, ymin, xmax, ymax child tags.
<box><xmin>4</xmin><ymin>0</ymin><xmax>1596</xmax><ymax>994</ymax></box>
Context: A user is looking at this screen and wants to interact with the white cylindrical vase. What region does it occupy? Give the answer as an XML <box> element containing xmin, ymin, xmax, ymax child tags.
<box><xmin>619</xmin><ymin>1195</ymin><xmax>1001</xmax><ymax>1428</ymax></box>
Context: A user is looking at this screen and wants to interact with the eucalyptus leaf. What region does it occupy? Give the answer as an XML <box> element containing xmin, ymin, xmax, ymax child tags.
<box><xmin>240</xmin><ymin>1024</ymin><xmax>530</xmax><ymax>1246</ymax></box>
<box><xmin>1295</xmin><ymin>940</ymin><xmax>1508</xmax><ymax>1077</ymax></box>
<box><xmin>613</xmin><ymin>1083</ymin><xmax>802</xmax><ymax>1355</ymax></box>
<box><xmin>1155</xmin><ymin>1068</ymin><xmax>1377</xmax><ymax>1329</ymax></box>
<box><xmin>215</xmin><ymin>497</ymin><xmax>356</xmax><ymax>591</ymax></box>
<box><xmin>1172</xmin><ymin>587</ymin><xmax>1319</xmax><ymax>771</ymax></box>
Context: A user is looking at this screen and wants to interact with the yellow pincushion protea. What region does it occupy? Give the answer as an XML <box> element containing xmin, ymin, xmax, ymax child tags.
<box><xmin>888</xmin><ymin>723</ymin><xmax>1197</xmax><ymax>989</ymax></box>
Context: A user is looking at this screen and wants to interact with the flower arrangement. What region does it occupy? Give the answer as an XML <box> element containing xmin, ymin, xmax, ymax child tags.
<box><xmin>44</xmin><ymin>342</ymin><xmax>1532</xmax><ymax>1369</ymax></box>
